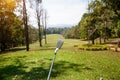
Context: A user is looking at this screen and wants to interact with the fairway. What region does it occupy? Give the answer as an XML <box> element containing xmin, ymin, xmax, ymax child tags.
<box><xmin>0</xmin><ymin>34</ymin><xmax>120</xmax><ymax>80</ymax></box>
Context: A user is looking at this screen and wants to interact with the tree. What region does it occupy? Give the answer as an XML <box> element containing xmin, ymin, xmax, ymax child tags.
<box><xmin>36</xmin><ymin>0</ymin><xmax>42</xmax><ymax>47</ymax></box>
<box><xmin>23</xmin><ymin>0</ymin><xmax>29</xmax><ymax>51</ymax></box>
<box><xmin>44</xmin><ymin>10</ymin><xmax>47</xmax><ymax>44</ymax></box>
<box><xmin>29</xmin><ymin>0</ymin><xmax>43</xmax><ymax>47</ymax></box>
<box><xmin>87</xmin><ymin>0</ymin><xmax>115</xmax><ymax>43</ymax></box>
<box><xmin>0</xmin><ymin>0</ymin><xmax>23</xmax><ymax>51</ymax></box>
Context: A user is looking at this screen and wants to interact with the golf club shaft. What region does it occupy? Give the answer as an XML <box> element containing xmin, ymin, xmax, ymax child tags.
<box><xmin>47</xmin><ymin>53</ymin><xmax>56</xmax><ymax>80</ymax></box>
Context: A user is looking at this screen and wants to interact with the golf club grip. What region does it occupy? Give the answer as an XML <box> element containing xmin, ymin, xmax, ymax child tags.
<box><xmin>56</xmin><ymin>40</ymin><xmax>63</xmax><ymax>49</ymax></box>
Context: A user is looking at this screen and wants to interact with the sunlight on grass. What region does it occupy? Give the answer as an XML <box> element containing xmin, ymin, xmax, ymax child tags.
<box><xmin>0</xmin><ymin>34</ymin><xmax>120</xmax><ymax>80</ymax></box>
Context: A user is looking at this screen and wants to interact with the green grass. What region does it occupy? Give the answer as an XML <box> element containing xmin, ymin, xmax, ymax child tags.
<box><xmin>0</xmin><ymin>34</ymin><xmax>120</xmax><ymax>80</ymax></box>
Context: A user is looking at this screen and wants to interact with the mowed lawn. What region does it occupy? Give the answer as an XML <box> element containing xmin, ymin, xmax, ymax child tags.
<box><xmin>0</xmin><ymin>34</ymin><xmax>120</xmax><ymax>80</ymax></box>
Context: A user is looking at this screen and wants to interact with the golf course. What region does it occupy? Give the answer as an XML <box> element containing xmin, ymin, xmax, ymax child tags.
<box><xmin>0</xmin><ymin>34</ymin><xmax>120</xmax><ymax>80</ymax></box>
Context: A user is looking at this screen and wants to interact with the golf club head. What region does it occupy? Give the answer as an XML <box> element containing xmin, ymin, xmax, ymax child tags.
<box><xmin>54</xmin><ymin>40</ymin><xmax>64</xmax><ymax>53</ymax></box>
<box><xmin>56</xmin><ymin>40</ymin><xmax>64</xmax><ymax>49</ymax></box>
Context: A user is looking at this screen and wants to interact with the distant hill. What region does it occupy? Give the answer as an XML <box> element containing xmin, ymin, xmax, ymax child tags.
<box><xmin>47</xmin><ymin>24</ymin><xmax>74</xmax><ymax>28</ymax></box>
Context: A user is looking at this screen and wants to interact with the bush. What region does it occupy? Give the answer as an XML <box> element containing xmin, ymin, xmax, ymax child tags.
<box><xmin>78</xmin><ymin>44</ymin><xmax>107</xmax><ymax>51</ymax></box>
<box><xmin>74</xmin><ymin>45</ymin><xmax>78</xmax><ymax>47</ymax></box>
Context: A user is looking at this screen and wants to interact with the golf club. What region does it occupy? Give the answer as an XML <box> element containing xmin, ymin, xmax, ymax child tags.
<box><xmin>47</xmin><ymin>40</ymin><xmax>64</xmax><ymax>80</ymax></box>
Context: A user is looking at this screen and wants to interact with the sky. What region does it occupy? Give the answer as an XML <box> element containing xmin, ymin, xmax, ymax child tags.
<box><xmin>27</xmin><ymin>0</ymin><xmax>89</xmax><ymax>27</ymax></box>
<box><xmin>42</xmin><ymin>0</ymin><xmax>89</xmax><ymax>26</ymax></box>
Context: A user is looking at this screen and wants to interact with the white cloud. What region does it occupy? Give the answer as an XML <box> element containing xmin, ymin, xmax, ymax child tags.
<box><xmin>42</xmin><ymin>0</ymin><xmax>88</xmax><ymax>26</ymax></box>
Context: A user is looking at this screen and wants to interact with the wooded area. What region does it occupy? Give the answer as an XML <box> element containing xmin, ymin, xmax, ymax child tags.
<box><xmin>0</xmin><ymin>0</ymin><xmax>47</xmax><ymax>51</ymax></box>
<box><xmin>65</xmin><ymin>0</ymin><xmax>120</xmax><ymax>44</ymax></box>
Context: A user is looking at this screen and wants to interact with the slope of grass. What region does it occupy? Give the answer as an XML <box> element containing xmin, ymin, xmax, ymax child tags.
<box><xmin>0</xmin><ymin>34</ymin><xmax>120</xmax><ymax>80</ymax></box>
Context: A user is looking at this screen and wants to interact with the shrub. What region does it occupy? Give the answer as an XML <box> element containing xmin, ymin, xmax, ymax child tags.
<box><xmin>78</xmin><ymin>44</ymin><xmax>107</xmax><ymax>51</ymax></box>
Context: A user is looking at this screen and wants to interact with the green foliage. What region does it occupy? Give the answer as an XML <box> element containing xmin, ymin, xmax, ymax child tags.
<box><xmin>28</xmin><ymin>25</ymin><xmax>39</xmax><ymax>43</ymax></box>
<box><xmin>0</xmin><ymin>0</ymin><xmax>38</xmax><ymax>51</ymax></box>
<box><xmin>0</xmin><ymin>16</ymin><xmax>24</xmax><ymax>51</ymax></box>
<box><xmin>0</xmin><ymin>0</ymin><xmax>23</xmax><ymax>51</ymax></box>
<box><xmin>64</xmin><ymin>26</ymin><xmax>80</xmax><ymax>39</ymax></box>
<box><xmin>79</xmin><ymin>13</ymin><xmax>90</xmax><ymax>39</ymax></box>
<box><xmin>68</xmin><ymin>0</ymin><xmax>120</xmax><ymax>44</ymax></box>
<box><xmin>117</xmin><ymin>20</ymin><xmax>120</xmax><ymax>37</ymax></box>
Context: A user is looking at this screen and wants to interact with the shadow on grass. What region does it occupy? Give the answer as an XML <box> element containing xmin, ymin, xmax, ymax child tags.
<box><xmin>0</xmin><ymin>59</ymin><xmax>93</xmax><ymax>80</ymax></box>
<box><xmin>31</xmin><ymin>48</ymin><xmax>55</xmax><ymax>51</ymax></box>
<box><xmin>0</xmin><ymin>47</ymin><xmax>26</xmax><ymax>54</ymax></box>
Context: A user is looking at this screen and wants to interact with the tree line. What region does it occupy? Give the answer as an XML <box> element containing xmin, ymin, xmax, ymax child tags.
<box><xmin>65</xmin><ymin>0</ymin><xmax>120</xmax><ymax>44</ymax></box>
<box><xmin>46</xmin><ymin>27</ymin><xmax>69</xmax><ymax>34</ymax></box>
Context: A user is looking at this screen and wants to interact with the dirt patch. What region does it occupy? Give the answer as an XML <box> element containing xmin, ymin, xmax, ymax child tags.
<box><xmin>106</xmin><ymin>38</ymin><xmax>120</xmax><ymax>52</ymax></box>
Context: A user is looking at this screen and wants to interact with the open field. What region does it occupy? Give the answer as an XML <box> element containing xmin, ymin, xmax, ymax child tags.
<box><xmin>0</xmin><ymin>34</ymin><xmax>120</xmax><ymax>80</ymax></box>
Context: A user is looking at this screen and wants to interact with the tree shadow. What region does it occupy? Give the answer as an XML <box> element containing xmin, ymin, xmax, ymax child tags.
<box><xmin>31</xmin><ymin>47</ymin><xmax>55</xmax><ymax>51</ymax></box>
<box><xmin>50</xmin><ymin>61</ymin><xmax>93</xmax><ymax>78</ymax></box>
<box><xmin>0</xmin><ymin>58</ymin><xmax>93</xmax><ymax>80</ymax></box>
<box><xmin>0</xmin><ymin>47</ymin><xmax>26</xmax><ymax>54</ymax></box>
<box><xmin>0</xmin><ymin>59</ymin><xmax>27</xmax><ymax>80</ymax></box>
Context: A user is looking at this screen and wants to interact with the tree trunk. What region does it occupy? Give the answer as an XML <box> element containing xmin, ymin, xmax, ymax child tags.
<box><xmin>92</xmin><ymin>33</ymin><xmax>95</xmax><ymax>44</ymax></box>
<box><xmin>104</xmin><ymin>21</ymin><xmax>107</xmax><ymax>43</ymax></box>
<box><xmin>38</xmin><ymin>27</ymin><xmax>42</xmax><ymax>47</ymax></box>
<box><xmin>99</xmin><ymin>31</ymin><xmax>102</xmax><ymax>44</ymax></box>
<box><xmin>1</xmin><ymin>42</ymin><xmax>6</xmax><ymax>51</ymax></box>
<box><xmin>104</xmin><ymin>36</ymin><xmax>106</xmax><ymax>43</ymax></box>
<box><xmin>0</xmin><ymin>27</ymin><xmax>5</xmax><ymax>51</ymax></box>
<box><xmin>37</xmin><ymin>12</ymin><xmax>42</xmax><ymax>47</ymax></box>
<box><xmin>44</xmin><ymin>11</ymin><xmax>47</xmax><ymax>44</ymax></box>
<box><xmin>23</xmin><ymin>0</ymin><xmax>29</xmax><ymax>51</ymax></box>
<box><xmin>35</xmin><ymin>0</ymin><xmax>43</xmax><ymax>47</ymax></box>
<box><xmin>92</xmin><ymin>39</ymin><xmax>95</xmax><ymax>44</ymax></box>
<box><xmin>99</xmin><ymin>36</ymin><xmax>102</xmax><ymax>44</ymax></box>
